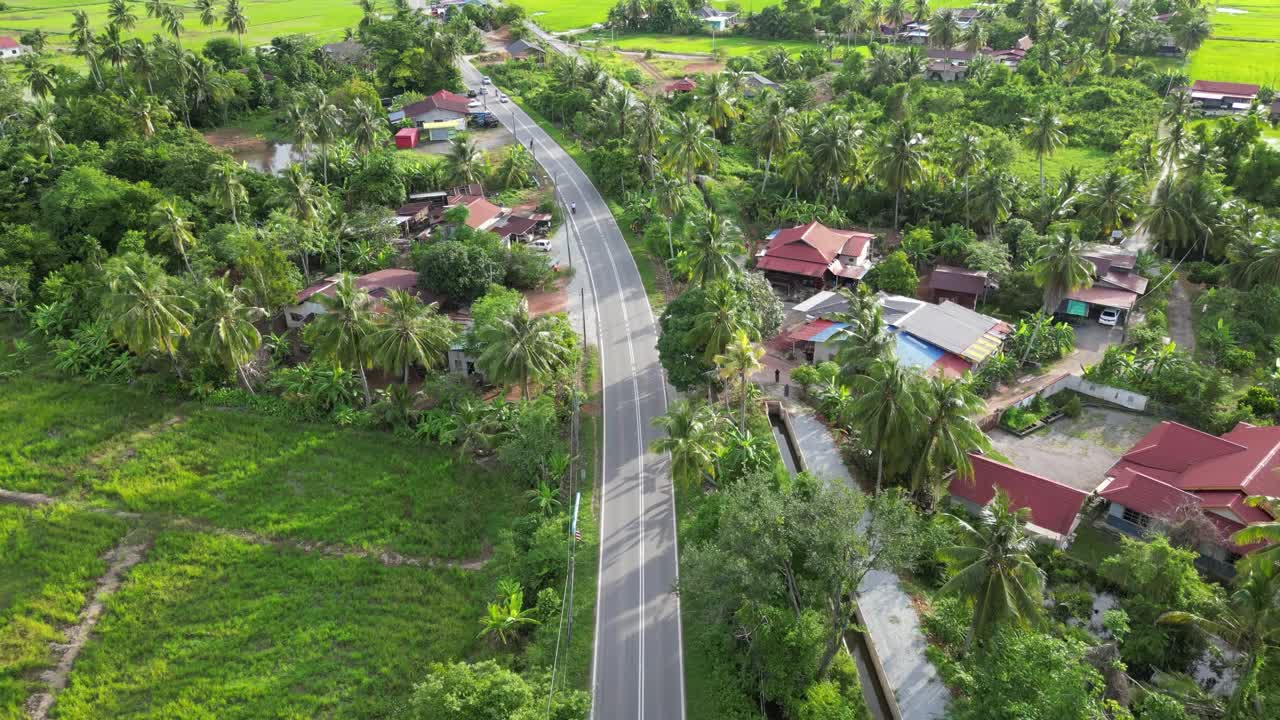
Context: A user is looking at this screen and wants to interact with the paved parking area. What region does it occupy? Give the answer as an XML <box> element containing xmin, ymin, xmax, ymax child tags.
<box><xmin>988</xmin><ymin>406</ymin><xmax>1159</xmax><ymax>492</ymax></box>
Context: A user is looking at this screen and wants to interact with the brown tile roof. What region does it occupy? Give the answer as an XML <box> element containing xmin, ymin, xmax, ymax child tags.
<box><xmin>1191</xmin><ymin>80</ymin><xmax>1260</xmax><ymax>97</ymax></box>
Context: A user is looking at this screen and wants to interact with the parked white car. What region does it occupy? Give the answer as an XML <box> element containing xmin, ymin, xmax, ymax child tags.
<box><xmin>1098</xmin><ymin>308</ymin><xmax>1121</xmax><ymax>326</ymax></box>
<box><xmin>529</xmin><ymin>239</ymin><xmax>552</xmax><ymax>252</ymax></box>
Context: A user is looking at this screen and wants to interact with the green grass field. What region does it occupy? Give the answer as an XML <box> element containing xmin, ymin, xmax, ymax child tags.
<box><xmin>1207</xmin><ymin>0</ymin><xmax>1280</xmax><ymax>40</ymax></box>
<box><xmin>0</xmin><ymin>0</ymin><xmax>360</xmax><ymax>55</ymax></box>
<box><xmin>520</xmin><ymin>0</ymin><xmax>976</xmax><ymax>32</ymax></box>
<box><xmin>1187</xmin><ymin>38</ymin><xmax>1280</xmax><ymax>86</ymax></box>
<box><xmin>587</xmin><ymin>32</ymin><xmax>833</xmax><ymax>58</ymax></box>
<box><xmin>0</xmin><ymin>504</ymin><xmax>128</xmax><ymax>717</ymax></box>
<box><xmin>51</xmin><ymin>531</ymin><xmax>486</xmax><ymax>720</ymax></box>
<box><xmin>1011</xmin><ymin>145</ymin><xmax>1113</xmax><ymax>184</ymax></box>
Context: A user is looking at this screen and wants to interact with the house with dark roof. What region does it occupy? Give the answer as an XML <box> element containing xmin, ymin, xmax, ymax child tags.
<box><xmin>742</xmin><ymin>72</ymin><xmax>780</xmax><ymax>96</ymax></box>
<box><xmin>925</xmin><ymin>265</ymin><xmax>988</xmax><ymax>309</ymax></box>
<box><xmin>1056</xmin><ymin>247</ymin><xmax>1149</xmax><ymax>325</ymax></box>
<box><xmin>1097</xmin><ymin>420</ymin><xmax>1280</xmax><ymax>574</ymax></box>
<box><xmin>506</xmin><ymin>38</ymin><xmax>545</xmax><ymax>60</ymax></box>
<box><xmin>0</xmin><ymin>36</ymin><xmax>30</xmax><ymax>61</ymax></box>
<box><xmin>1188</xmin><ymin>80</ymin><xmax>1260</xmax><ymax>113</ymax></box>
<box><xmin>285</xmin><ymin>269</ymin><xmax>421</xmax><ymax>328</ymax></box>
<box><xmin>949</xmin><ymin>454</ymin><xmax>1089</xmax><ymax>548</ymax></box>
<box><xmin>321</xmin><ymin>41</ymin><xmax>367</xmax><ymax>64</ymax></box>
<box><xmin>665</xmin><ymin>77</ymin><xmax>697</xmax><ymax>94</ymax></box>
<box><xmin>755</xmin><ymin>221</ymin><xmax>876</xmax><ymax>292</ymax></box>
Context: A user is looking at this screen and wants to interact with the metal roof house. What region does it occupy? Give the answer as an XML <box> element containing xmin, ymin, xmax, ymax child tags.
<box><xmin>1058</xmin><ymin>248</ymin><xmax>1149</xmax><ymax>325</ymax></box>
<box><xmin>284</xmin><ymin>269</ymin><xmax>420</xmax><ymax>328</ymax></box>
<box><xmin>1188</xmin><ymin>80</ymin><xmax>1260</xmax><ymax>113</ymax></box>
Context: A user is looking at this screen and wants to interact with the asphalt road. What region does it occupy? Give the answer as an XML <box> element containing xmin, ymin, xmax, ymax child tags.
<box><xmin>456</xmin><ymin>59</ymin><xmax>686</xmax><ymax>720</ymax></box>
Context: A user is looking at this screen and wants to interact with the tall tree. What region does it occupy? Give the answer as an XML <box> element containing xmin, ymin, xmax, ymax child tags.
<box><xmin>696</xmin><ymin>72</ymin><xmax>739</xmax><ymax>138</ymax></box>
<box><xmin>952</xmin><ymin>133</ymin><xmax>985</xmax><ymax>229</ymax></box>
<box><xmin>1023</xmin><ymin>105</ymin><xmax>1066</xmax><ymax>197</ymax></box>
<box><xmin>128</xmin><ymin>39</ymin><xmax>157</xmax><ymax>95</ymax></box>
<box><xmin>100</xmin><ymin>24</ymin><xmax>130</xmax><ymax>86</ymax></box>
<box><xmin>1030</xmin><ymin>232</ymin><xmax>1093</xmax><ymax>314</ymax></box>
<box><xmin>223</xmin><ymin>0</ymin><xmax>249</xmax><ymax>49</ymax></box>
<box><xmin>19</xmin><ymin>55</ymin><xmax>57</xmax><ymax>99</ymax></box>
<box><xmin>684</xmin><ymin>213</ymin><xmax>739</xmax><ymax>287</ymax></box>
<box><xmin>653</xmin><ymin>172</ymin><xmax>689</xmax><ymax>258</ymax></box>
<box><xmin>939</xmin><ymin>491</ymin><xmax>1046</xmax><ymax>647</ymax></box>
<box><xmin>476</xmin><ymin>300</ymin><xmax>570</xmax><ymax>400</ymax></box>
<box><xmin>102</xmin><ymin>253</ymin><xmax>193</xmax><ymax>378</ymax></box>
<box><xmin>651</xmin><ymin>399</ymin><xmax>727</xmax><ymax>491</ymax></box>
<box><xmin>70</xmin><ymin>10</ymin><xmax>103</xmax><ymax>89</ymax></box>
<box><xmin>306</xmin><ymin>273</ymin><xmax>376</xmax><ymax>406</ymax></box>
<box><xmin>929</xmin><ymin>9</ymin><xmax>960</xmax><ymax>48</ymax></box>
<box><xmin>714</xmin><ymin>330</ymin><xmax>764</xmax><ymax>432</ymax></box>
<box><xmin>195</xmin><ymin>0</ymin><xmax>218</xmax><ymax>30</ymax></box>
<box><xmin>1079</xmin><ymin>167</ymin><xmax>1139</xmax><ymax>237</ymax></box>
<box><xmin>448</xmin><ymin>134</ymin><xmax>483</xmax><ymax>185</ymax></box>
<box><xmin>194</xmin><ymin>279</ymin><xmax>264</xmax><ymax>393</ymax></box>
<box><xmin>664</xmin><ymin>113</ymin><xmax>718</xmax><ymax>182</ymax></box>
<box><xmin>347</xmin><ymin>98</ymin><xmax>384</xmax><ymax>156</ymax></box>
<box><xmin>849</xmin><ymin>357</ymin><xmax>923</xmax><ymax>491</ymax></box>
<box><xmin>875</xmin><ymin>121</ymin><xmax>929</xmax><ymax>231</ymax></box>
<box><xmin>688</xmin><ymin>283</ymin><xmax>757</xmax><ymax>364</ymax></box>
<box><xmin>210</xmin><ymin>159</ymin><xmax>247</xmax><ymax>229</ymax></box>
<box><xmin>108</xmin><ymin>0</ymin><xmax>138</xmax><ymax>31</ymax></box>
<box><xmin>370</xmin><ymin>291</ymin><xmax>456</xmax><ymax>385</ymax></box>
<box><xmin>911</xmin><ymin>374</ymin><xmax>990</xmax><ymax>503</ymax></box>
<box><xmin>150</xmin><ymin>200</ymin><xmax>198</xmax><ymax>275</ymax></box>
<box><xmin>311</xmin><ymin>96</ymin><xmax>344</xmax><ymax>185</ymax></box>
<box><xmin>161</xmin><ymin>5</ymin><xmax>186</xmax><ymax>48</ymax></box>
<box><xmin>747</xmin><ymin>92</ymin><xmax>797</xmax><ymax>193</ymax></box>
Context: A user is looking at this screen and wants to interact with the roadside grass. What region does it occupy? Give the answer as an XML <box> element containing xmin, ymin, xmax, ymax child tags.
<box><xmin>1187</xmin><ymin>38</ymin><xmax>1280</xmax><ymax>86</ymax></box>
<box><xmin>50</xmin><ymin>530</ymin><xmax>486</xmax><ymax>720</ymax></box>
<box><xmin>1011</xmin><ymin>145</ymin><xmax>1113</xmax><ymax>184</ymax></box>
<box><xmin>0</xmin><ymin>503</ymin><xmax>128</xmax><ymax>717</ymax></box>
<box><xmin>0</xmin><ymin>0</ymin><xmax>358</xmax><ymax>55</ymax></box>
<box><xmin>90</xmin><ymin>406</ymin><xmax>522</xmax><ymax>559</ymax></box>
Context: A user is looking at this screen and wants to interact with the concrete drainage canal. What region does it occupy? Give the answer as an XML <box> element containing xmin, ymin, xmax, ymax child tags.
<box><xmin>764</xmin><ymin>401</ymin><xmax>896</xmax><ymax>720</ymax></box>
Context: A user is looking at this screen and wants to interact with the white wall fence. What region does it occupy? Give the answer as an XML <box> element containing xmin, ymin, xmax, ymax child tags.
<box><xmin>1012</xmin><ymin>373</ymin><xmax>1149</xmax><ymax>412</ymax></box>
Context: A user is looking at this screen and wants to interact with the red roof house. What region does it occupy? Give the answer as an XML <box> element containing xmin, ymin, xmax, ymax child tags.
<box><xmin>925</xmin><ymin>265</ymin><xmax>988</xmax><ymax>308</ymax></box>
<box><xmin>402</xmin><ymin>89</ymin><xmax>473</xmax><ymax>120</ymax></box>
<box><xmin>1099</xmin><ymin>420</ymin><xmax>1280</xmax><ymax>559</ymax></box>
<box><xmin>1188</xmin><ymin>80</ymin><xmax>1260</xmax><ymax>112</ymax></box>
<box><xmin>0</xmin><ymin>36</ymin><xmax>20</xmax><ymax>49</ymax></box>
<box><xmin>949</xmin><ymin>454</ymin><xmax>1089</xmax><ymax>546</ymax></box>
<box><xmin>287</xmin><ymin>269</ymin><xmax>421</xmax><ymax>327</ymax></box>
<box><xmin>665</xmin><ymin>77</ymin><xmax>697</xmax><ymax>93</ymax></box>
<box><xmin>755</xmin><ymin>221</ymin><xmax>876</xmax><ymax>289</ymax></box>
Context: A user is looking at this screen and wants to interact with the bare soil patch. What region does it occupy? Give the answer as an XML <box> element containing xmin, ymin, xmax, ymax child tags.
<box><xmin>203</xmin><ymin>128</ymin><xmax>266</xmax><ymax>151</ymax></box>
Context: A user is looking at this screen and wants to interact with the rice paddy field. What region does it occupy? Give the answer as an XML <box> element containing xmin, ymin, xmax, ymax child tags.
<box><xmin>1187</xmin><ymin>1</ymin><xmax>1280</xmax><ymax>86</ymax></box>
<box><xmin>0</xmin><ymin>0</ymin><xmax>361</xmax><ymax>55</ymax></box>
<box><xmin>519</xmin><ymin>0</ymin><xmax>975</xmax><ymax>32</ymax></box>
<box><xmin>587</xmin><ymin>31</ymin><xmax>829</xmax><ymax>57</ymax></box>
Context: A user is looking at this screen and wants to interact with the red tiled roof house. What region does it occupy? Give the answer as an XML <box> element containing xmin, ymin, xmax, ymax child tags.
<box><xmin>285</xmin><ymin>269</ymin><xmax>420</xmax><ymax>328</ymax></box>
<box><xmin>0</xmin><ymin>36</ymin><xmax>31</xmax><ymax>61</ymax></box>
<box><xmin>401</xmin><ymin>89</ymin><xmax>472</xmax><ymax>138</ymax></box>
<box><xmin>949</xmin><ymin>454</ymin><xmax>1090</xmax><ymax>548</ymax></box>
<box><xmin>755</xmin><ymin>221</ymin><xmax>876</xmax><ymax>291</ymax></box>
<box><xmin>665</xmin><ymin>77</ymin><xmax>697</xmax><ymax>94</ymax></box>
<box><xmin>1097</xmin><ymin>420</ymin><xmax>1280</xmax><ymax>573</ymax></box>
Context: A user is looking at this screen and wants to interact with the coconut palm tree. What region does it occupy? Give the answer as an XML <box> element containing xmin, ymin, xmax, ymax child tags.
<box><xmin>696</xmin><ymin>72</ymin><xmax>739</xmax><ymax>139</ymax></box>
<box><xmin>875</xmin><ymin>120</ymin><xmax>929</xmax><ymax>231</ymax></box>
<box><xmin>971</xmin><ymin>168</ymin><xmax>1017</xmax><ymax>239</ymax></box>
<box><xmin>161</xmin><ymin>5</ymin><xmax>185</xmax><ymax>48</ymax></box>
<box><xmin>311</xmin><ymin>97</ymin><xmax>344</xmax><ymax>184</ymax></box>
<box><xmin>1228</xmin><ymin>233</ymin><xmax>1280</xmax><ymax>290</ymax></box>
<box><xmin>497</xmin><ymin>143</ymin><xmax>535</xmax><ymax>190</ymax></box>
<box><xmin>1170</xmin><ymin>7</ymin><xmax>1211</xmax><ymax>56</ymax></box>
<box><xmin>939</xmin><ymin>491</ymin><xmax>1046</xmax><ymax>647</ymax></box>
<box><xmin>684</xmin><ymin>213</ymin><xmax>738</xmax><ymax>287</ymax></box>
<box><xmin>1078</xmin><ymin>166</ymin><xmax>1139</xmax><ymax>237</ymax></box>
<box><xmin>747</xmin><ymin>93</ymin><xmax>796</xmax><ymax>193</ymax></box>
<box><xmin>632</xmin><ymin>101</ymin><xmax>664</xmax><ymax>179</ymax></box>
<box><xmin>653</xmin><ymin>172</ymin><xmax>689</xmax><ymax>258</ymax></box>
<box><xmin>849</xmin><ymin>357</ymin><xmax>924</xmax><ymax>491</ymax></box>
<box><xmin>70</xmin><ymin>10</ymin><xmax>103</xmax><ymax>89</ymax></box>
<box><xmin>194</xmin><ymin>279</ymin><xmax>264</xmax><ymax>392</ymax></box>
<box><xmin>961</xmin><ymin>19</ymin><xmax>987</xmax><ymax>53</ymax></box>
<box><xmin>370</xmin><ymin>291</ymin><xmax>456</xmax><ymax>385</ymax></box>
<box><xmin>150</xmin><ymin>200</ymin><xmax>197</xmax><ymax>275</ymax></box>
<box><xmin>929</xmin><ymin>9</ymin><xmax>960</xmax><ymax>48</ymax></box>
<box><xmin>778</xmin><ymin>149</ymin><xmax>812</xmax><ymax>199</ymax></box>
<box><xmin>195</xmin><ymin>0</ymin><xmax>218</xmax><ymax>31</ymax></box>
<box><xmin>347</xmin><ymin>98</ymin><xmax>383</xmax><ymax>156</ymax></box>
<box><xmin>952</xmin><ymin>133</ymin><xmax>985</xmax><ymax>228</ymax></box>
<box><xmin>1158</xmin><ymin>118</ymin><xmax>1189</xmax><ymax>167</ymax></box>
<box><xmin>651</xmin><ymin>399</ymin><xmax>727</xmax><ymax>491</ymax></box>
<box><xmin>1031</xmin><ymin>232</ymin><xmax>1093</xmax><ymax>314</ymax></box>
<box><xmin>832</xmin><ymin>296</ymin><xmax>895</xmax><ymax>380</ymax></box>
<box><xmin>886</xmin><ymin>0</ymin><xmax>908</xmax><ymax>38</ymax></box>
<box><xmin>102</xmin><ymin>253</ymin><xmax>193</xmax><ymax>378</ymax></box>
<box><xmin>108</xmin><ymin>0</ymin><xmax>138</xmax><ymax>31</ymax></box>
<box><xmin>100</xmin><ymin>24</ymin><xmax>130</xmax><ymax>86</ymax></box>
<box><xmin>27</xmin><ymin>102</ymin><xmax>63</xmax><ymax>165</ymax></box>
<box><xmin>1093</xmin><ymin>0</ymin><xmax>1122</xmax><ymax>52</ymax></box>
<box><xmin>478</xmin><ymin>587</ymin><xmax>538</xmax><ymax>646</ymax></box>
<box><xmin>145</xmin><ymin>0</ymin><xmax>167</xmax><ymax>19</ymax></box>
<box><xmin>1230</xmin><ymin>496</ymin><xmax>1280</xmax><ymax>570</ymax></box>
<box><xmin>526</xmin><ymin>482</ymin><xmax>561</xmax><ymax>517</ymax></box>
<box><xmin>1143</xmin><ymin>175</ymin><xmax>1187</xmax><ymax>255</ymax></box>
<box><xmin>20</xmin><ymin>54</ymin><xmax>57</xmax><ymax>99</ymax></box>
<box><xmin>911</xmin><ymin>374</ymin><xmax>990</xmax><ymax>503</ymax></box>
<box><xmin>476</xmin><ymin>300</ymin><xmax>570</xmax><ymax>400</ymax></box>
<box><xmin>448</xmin><ymin>134</ymin><xmax>484</xmax><ymax>185</ymax></box>
<box><xmin>279</xmin><ymin>164</ymin><xmax>329</xmax><ymax>229</ymax></box>
<box><xmin>127</xmin><ymin>93</ymin><xmax>166</xmax><ymax>138</ymax></box>
<box><xmin>224</xmin><ymin>0</ymin><xmax>249</xmax><ymax>49</ymax></box>
<box><xmin>128</xmin><ymin>39</ymin><xmax>157</xmax><ymax>94</ymax></box>
<box><xmin>689</xmin><ymin>283</ymin><xmax>757</xmax><ymax>364</ymax></box>
<box><xmin>1023</xmin><ymin>105</ymin><xmax>1066</xmax><ymax>197</ymax></box>
<box><xmin>210</xmin><ymin>159</ymin><xmax>247</xmax><ymax>228</ymax></box>
<box><xmin>307</xmin><ymin>273</ymin><xmax>377</xmax><ymax>406</ymax></box>
<box><xmin>714</xmin><ymin>330</ymin><xmax>764</xmax><ymax>432</ymax></box>
<box><xmin>664</xmin><ymin>113</ymin><xmax>718</xmax><ymax>182</ymax></box>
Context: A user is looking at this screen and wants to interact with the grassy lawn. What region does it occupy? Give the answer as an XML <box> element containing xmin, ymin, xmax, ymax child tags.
<box><xmin>0</xmin><ymin>0</ymin><xmax>359</xmax><ymax>55</ymax></box>
<box><xmin>0</xmin><ymin>503</ymin><xmax>128</xmax><ymax>717</ymax></box>
<box><xmin>1187</xmin><ymin>38</ymin><xmax>1280</xmax><ymax>86</ymax></box>
<box><xmin>51</xmin><ymin>531</ymin><xmax>486</xmax><ymax>720</ymax></box>
<box><xmin>1011</xmin><ymin>145</ymin><xmax>1113</xmax><ymax>184</ymax></box>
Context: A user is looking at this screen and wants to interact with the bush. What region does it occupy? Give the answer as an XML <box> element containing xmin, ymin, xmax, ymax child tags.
<box><xmin>921</xmin><ymin>595</ymin><xmax>970</xmax><ymax>651</ymax></box>
<box><xmin>1185</xmin><ymin>261</ymin><xmax>1223</xmax><ymax>286</ymax></box>
<box><xmin>1000</xmin><ymin>405</ymin><xmax>1040</xmax><ymax>432</ymax></box>
<box><xmin>1240</xmin><ymin>386</ymin><xmax>1278</xmax><ymax>417</ymax></box>
<box><xmin>1220</xmin><ymin>346</ymin><xmax>1256</xmax><ymax>373</ymax></box>
<box><xmin>1051</xmin><ymin>583</ymin><xmax>1095</xmax><ymax>623</ymax></box>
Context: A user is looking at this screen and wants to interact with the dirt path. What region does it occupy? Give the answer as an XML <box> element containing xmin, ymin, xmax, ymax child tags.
<box><xmin>1167</xmin><ymin>278</ymin><xmax>1197</xmax><ymax>352</ymax></box>
<box><xmin>0</xmin><ymin>488</ymin><xmax>491</xmax><ymax>571</ymax></box>
<box><xmin>25</xmin><ymin>535</ymin><xmax>151</xmax><ymax>720</ymax></box>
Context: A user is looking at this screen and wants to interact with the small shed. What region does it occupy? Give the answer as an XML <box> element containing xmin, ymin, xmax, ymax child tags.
<box><xmin>420</xmin><ymin>119</ymin><xmax>464</xmax><ymax>142</ymax></box>
<box><xmin>665</xmin><ymin>77</ymin><xmax>697</xmax><ymax>94</ymax></box>
<box><xmin>395</xmin><ymin>127</ymin><xmax>419</xmax><ymax>149</ymax></box>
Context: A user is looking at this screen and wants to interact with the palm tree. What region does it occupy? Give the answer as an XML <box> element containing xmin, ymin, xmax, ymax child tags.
<box><xmin>347</xmin><ymin>98</ymin><xmax>383</xmax><ymax>155</ymax></box>
<box><xmin>961</xmin><ymin>19</ymin><xmax>987</xmax><ymax>53</ymax></box>
<box><xmin>684</xmin><ymin>214</ymin><xmax>738</xmax><ymax>286</ymax></box>
<box><xmin>100</xmin><ymin>24</ymin><xmax>130</xmax><ymax>86</ymax></box>
<box><xmin>1229</xmin><ymin>234</ymin><xmax>1280</xmax><ymax>290</ymax></box>
<box><xmin>653</xmin><ymin>172</ymin><xmax>689</xmax><ymax>258</ymax></box>
<box><xmin>307</xmin><ymin>273</ymin><xmax>377</xmax><ymax>406</ymax></box>
<box><xmin>448</xmin><ymin>134</ymin><xmax>483</xmax><ymax>185</ymax></box>
<box><xmin>209</xmin><ymin>160</ymin><xmax>247</xmax><ymax>229</ymax></box>
<box><xmin>497</xmin><ymin>144</ymin><xmax>535</xmax><ymax>190</ymax></box>
<box><xmin>108</xmin><ymin>0</ymin><xmax>138</xmax><ymax>30</ymax></box>
<box><xmin>312</xmin><ymin>96</ymin><xmax>344</xmax><ymax>184</ymax></box>
<box><xmin>911</xmin><ymin>374</ymin><xmax>990</xmax><ymax>503</ymax></box>
<box><xmin>195</xmin><ymin>0</ymin><xmax>218</xmax><ymax>31</ymax></box>
<box><xmin>939</xmin><ymin>491</ymin><xmax>1046</xmax><ymax>647</ymax></box>
<box><xmin>1158</xmin><ymin>561</ymin><xmax>1280</xmax><ymax>718</ymax></box>
<box><xmin>778</xmin><ymin>149</ymin><xmax>812</xmax><ymax>199</ymax></box>
<box><xmin>952</xmin><ymin>133</ymin><xmax>985</xmax><ymax>228</ymax></box>
<box><xmin>161</xmin><ymin>5</ymin><xmax>186</xmax><ymax>48</ymax></box>
<box><xmin>1230</xmin><ymin>495</ymin><xmax>1280</xmax><ymax>570</ymax></box>
<box><xmin>664</xmin><ymin>113</ymin><xmax>718</xmax><ymax>182</ymax></box>
<box><xmin>526</xmin><ymin>482</ymin><xmax>561</xmax><ymax>517</ymax></box>
<box><xmin>1143</xmin><ymin>175</ymin><xmax>1187</xmax><ymax>254</ymax></box>
<box><xmin>150</xmin><ymin>200</ymin><xmax>197</xmax><ymax>275</ymax></box>
<box><xmin>747</xmin><ymin>93</ymin><xmax>797</xmax><ymax>192</ymax></box>
<box><xmin>713</xmin><ymin>330</ymin><xmax>764</xmax><ymax>432</ymax></box>
<box><xmin>478</xmin><ymin>587</ymin><xmax>538</xmax><ymax>646</ymax></box>
<box><xmin>972</xmin><ymin>169</ymin><xmax>1017</xmax><ymax>239</ymax></box>
<box><xmin>70</xmin><ymin>10</ymin><xmax>103</xmax><ymax>89</ymax></box>
<box><xmin>287</xmin><ymin>104</ymin><xmax>316</xmax><ymax>158</ymax></box>
<box><xmin>194</xmin><ymin>279</ymin><xmax>264</xmax><ymax>393</ymax></box>
<box><xmin>886</xmin><ymin>0</ymin><xmax>908</xmax><ymax>38</ymax></box>
<box><xmin>850</xmin><ymin>357</ymin><xmax>924</xmax><ymax>491</ymax></box>
<box><xmin>102</xmin><ymin>254</ymin><xmax>193</xmax><ymax>378</ymax></box>
<box><xmin>28</xmin><ymin>102</ymin><xmax>63</xmax><ymax>165</ymax></box>
<box><xmin>145</xmin><ymin>0</ymin><xmax>167</xmax><ymax>20</ymax></box>
<box><xmin>651</xmin><ymin>399</ymin><xmax>727</xmax><ymax>491</ymax></box>
<box><xmin>688</xmin><ymin>283</ymin><xmax>756</xmax><ymax>364</ymax></box>
<box><xmin>224</xmin><ymin>0</ymin><xmax>249</xmax><ymax>49</ymax></box>
<box><xmin>127</xmin><ymin>93</ymin><xmax>165</xmax><ymax>138</ymax></box>
<box><xmin>279</xmin><ymin>164</ymin><xmax>329</xmax><ymax>229</ymax></box>
<box><xmin>1094</xmin><ymin>0</ymin><xmax>1122</xmax><ymax>52</ymax></box>
<box><xmin>476</xmin><ymin>300</ymin><xmax>569</xmax><ymax>400</ymax></box>
<box><xmin>1158</xmin><ymin>118</ymin><xmax>1189</xmax><ymax>167</ymax></box>
<box><xmin>1079</xmin><ymin>167</ymin><xmax>1139</xmax><ymax>237</ymax></box>
<box><xmin>1170</xmin><ymin>8</ymin><xmax>1211</xmax><ymax>56</ymax></box>
<box><xmin>875</xmin><ymin>121</ymin><xmax>929</xmax><ymax>231</ymax></box>
<box><xmin>929</xmin><ymin>9</ymin><xmax>960</xmax><ymax>48</ymax></box>
<box><xmin>1031</xmin><ymin>232</ymin><xmax>1093</xmax><ymax>314</ymax></box>
<box><xmin>696</xmin><ymin>72</ymin><xmax>739</xmax><ymax>138</ymax></box>
<box><xmin>831</xmin><ymin>296</ymin><xmax>895</xmax><ymax>379</ymax></box>
<box><xmin>632</xmin><ymin>101</ymin><xmax>664</xmax><ymax>179</ymax></box>
<box><xmin>370</xmin><ymin>291</ymin><xmax>455</xmax><ymax>385</ymax></box>
<box><xmin>128</xmin><ymin>39</ymin><xmax>157</xmax><ymax>95</ymax></box>
<box><xmin>1023</xmin><ymin>105</ymin><xmax>1066</xmax><ymax>197</ymax></box>
<box><xmin>20</xmin><ymin>55</ymin><xmax>58</xmax><ymax>99</ymax></box>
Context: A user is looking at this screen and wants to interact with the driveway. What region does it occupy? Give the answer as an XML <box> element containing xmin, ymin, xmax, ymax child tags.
<box><xmin>1070</xmin><ymin>321</ymin><xmax>1126</xmax><ymax>371</ymax></box>
<box><xmin>413</xmin><ymin>126</ymin><xmax>513</xmax><ymax>156</ymax></box>
<box><xmin>988</xmin><ymin>406</ymin><xmax>1159</xmax><ymax>492</ymax></box>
